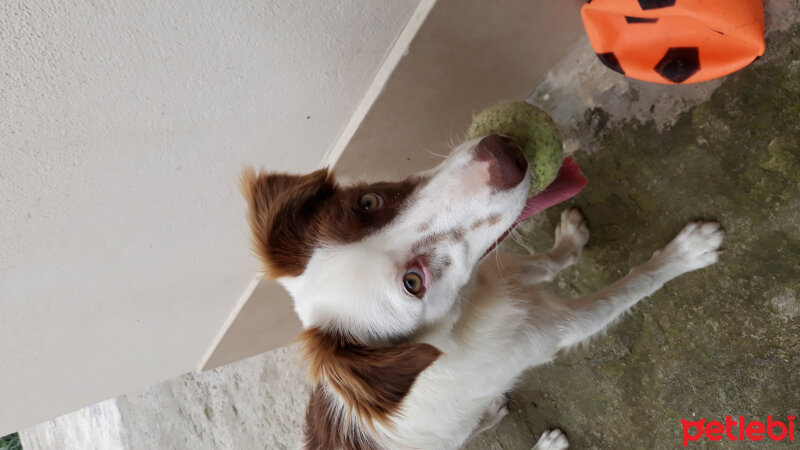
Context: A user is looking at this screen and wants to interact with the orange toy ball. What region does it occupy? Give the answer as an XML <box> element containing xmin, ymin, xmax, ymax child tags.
<box><xmin>581</xmin><ymin>0</ymin><xmax>765</xmax><ymax>84</ymax></box>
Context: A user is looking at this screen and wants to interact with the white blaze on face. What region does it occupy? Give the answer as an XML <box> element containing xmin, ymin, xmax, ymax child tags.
<box><xmin>283</xmin><ymin>138</ymin><xmax>530</xmax><ymax>343</ymax></box>
<box><xmin>281</xmin><ymin>242</ymin><xmax>424</xmax><ymax>341</ymax></box>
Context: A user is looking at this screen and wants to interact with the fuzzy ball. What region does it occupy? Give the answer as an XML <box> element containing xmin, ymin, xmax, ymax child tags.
<box><xmin>467</xmin><ymin>101</ymin><xmax>563</xmax><ymax>193</ymax></box>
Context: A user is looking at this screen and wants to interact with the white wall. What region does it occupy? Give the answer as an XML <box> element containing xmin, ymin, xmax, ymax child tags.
<box><xmin>0</xmin><ymin>0</ymin><xmax>423</xmax><ymax>435</ymax></box>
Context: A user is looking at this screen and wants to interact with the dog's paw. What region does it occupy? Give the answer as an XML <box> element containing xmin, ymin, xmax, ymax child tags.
<box><xmin>532</xmin><ymin>428</ymin><xmax>569</xmax><ymax>450</ymax></box>
<box><xmin>481</xmin><ymin>396</ymin><xmax>509</xmax><ymax>429</ymax></box>
<box><xmin>653</xmin><ymin>221</ymin><xmax>724</xmax><ymax>273</ymax></box>
<box><xmin>487</xmin><ymin>396</ymin><xmax>509</xmax><ymax>417</ymax></box>
<box><xmin>554</xmin><ymin>208</ymin><xmax>589</xmax><ymax>255</ymax></box>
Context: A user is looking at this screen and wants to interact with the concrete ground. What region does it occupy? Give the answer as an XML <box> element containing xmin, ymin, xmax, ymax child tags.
<box><xmin>22</xmin><ymin>2</ymin><xmax>800</xmax><ymax>449</ymax></box>
<box><xmin>21</xmin><ymin>346</ymin><xmax>310</xmax><ymax>450</ymax></box>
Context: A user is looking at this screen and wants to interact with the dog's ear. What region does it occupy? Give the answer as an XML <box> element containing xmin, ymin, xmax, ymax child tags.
<box><xmin>299</xmin><ymin>327</ymin><xmax>441</xmax><ymax>424</ymax></box>
<box><xmin>240</xmin><ymin>167</ymin><xmax>338</xmax><ymax>278</ymax></box>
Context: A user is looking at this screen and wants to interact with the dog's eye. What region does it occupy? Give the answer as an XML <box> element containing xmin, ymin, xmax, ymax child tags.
<box><xmin>359</xmin><ymin>193</ymin><xmax>383</xmax><ymax>210</ymax></box>
<box><xmin>403</xmin><ymin>270</ymin><xmax>425</xmax><ymax>296</ymax></box>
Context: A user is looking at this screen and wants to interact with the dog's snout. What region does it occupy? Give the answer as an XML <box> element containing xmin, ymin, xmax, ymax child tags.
<box><xmin>474</xmin><ymin>134</ymin><xmax>528</xmax><ymax>190</ymax></box>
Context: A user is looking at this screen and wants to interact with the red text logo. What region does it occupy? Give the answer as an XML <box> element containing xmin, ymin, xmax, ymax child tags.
<box><xmin>681</xmin><ymin>415</ymin><xmax>796</xmax><ymax>447</ymax></box>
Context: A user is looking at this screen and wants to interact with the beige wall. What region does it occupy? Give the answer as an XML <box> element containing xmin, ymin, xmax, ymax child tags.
<box><xmin>0</xmin><ymin>0</ymin><xmax>425</xmax><ymax>435</ymax></box>
<box><xmin>336</xmin><ymin>0</ymin><xmax>585</xmax><ymax>178</ymax></box>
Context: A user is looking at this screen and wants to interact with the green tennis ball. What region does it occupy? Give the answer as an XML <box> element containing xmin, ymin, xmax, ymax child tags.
<box><xmin>466</xmin><ymin>101</ymin><xmax>563</xmax><ymax>194</ymax></box>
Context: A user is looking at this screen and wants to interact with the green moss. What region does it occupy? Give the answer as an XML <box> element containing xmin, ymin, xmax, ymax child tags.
<box><xmin>476</xmin><ymin>24</ymin><xmax>800</xmax><ymax>450</ymax></box>
<box><xmin>0</xmin><ymin>433</ymin><xmax>21</xmax><ymax>450</ymax></box>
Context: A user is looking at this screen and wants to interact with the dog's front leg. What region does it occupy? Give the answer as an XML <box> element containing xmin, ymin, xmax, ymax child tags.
<box><xmin>557</xmin><ymin>221</ymin><xmax>724</xmax><ymax>348</ymax></box>
<box><xmin>501</xmin><ymin>208</ymin><xmax>589</xmax><ymax>285</ymax></box>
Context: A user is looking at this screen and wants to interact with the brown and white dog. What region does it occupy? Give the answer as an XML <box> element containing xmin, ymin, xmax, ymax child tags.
<box><xmin>241</xmin><ymin>134</ymin><xmax>724</xmax><ymax>449</ymax></box>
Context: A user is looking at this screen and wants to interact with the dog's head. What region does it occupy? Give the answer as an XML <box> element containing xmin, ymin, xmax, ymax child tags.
<box><xmin>241</xmin><ymin>134</ymin><xmax>530</xmax><ymax>344</ymax></box>
<box><xmin>242</xmin><ymin>134</ymin><xmax>532</xmax><ymax>436</ymax></box>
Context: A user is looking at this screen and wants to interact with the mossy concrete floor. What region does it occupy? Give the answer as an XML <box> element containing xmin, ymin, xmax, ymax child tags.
<box><xmin>468</xmin><ymin>22</ymin><xmax>800</xmax><ymax>450</ymax></box>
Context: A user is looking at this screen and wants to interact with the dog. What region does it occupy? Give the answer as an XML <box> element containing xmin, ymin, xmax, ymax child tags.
<box><xmin>241</xmin><ymin>133</ymin><xmax>724</xmax><ymax>449</ymax></box>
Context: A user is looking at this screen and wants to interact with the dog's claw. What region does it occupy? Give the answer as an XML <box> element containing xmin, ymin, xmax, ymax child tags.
<box><xmin>533</xmin><ymin>428</ymin><xmax>569</xmax><ymax>450</ymax></box>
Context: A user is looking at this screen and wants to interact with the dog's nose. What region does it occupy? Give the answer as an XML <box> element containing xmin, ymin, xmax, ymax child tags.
<box><xmin>474</xmin><ymin>134</ymin><xmax>528</xmax><ymax>190</ymax></box>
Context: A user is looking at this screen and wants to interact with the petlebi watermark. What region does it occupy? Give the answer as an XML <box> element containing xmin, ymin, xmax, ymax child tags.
<box><xmin>681</xmin><ymin>414</ymin><xmax>796</xmax><ymax>447</ymax></box>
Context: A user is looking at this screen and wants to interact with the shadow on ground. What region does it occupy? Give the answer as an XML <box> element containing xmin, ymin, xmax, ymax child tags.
<box><xmin>468</xmin><ymin>24</ymin><xmax>800</xmax><ymax>450</ymax></box>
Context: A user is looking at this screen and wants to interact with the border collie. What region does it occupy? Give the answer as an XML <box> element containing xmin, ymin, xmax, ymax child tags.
<box><xmin>241</xmin><ymin>133</ymin><xmax>723</xmax><ymax>449</ymax></box>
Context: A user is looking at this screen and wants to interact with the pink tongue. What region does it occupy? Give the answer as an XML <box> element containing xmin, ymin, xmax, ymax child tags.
<box><xmin>482</xmin><ymin>158</ymin><xmax>587</xmax><ymax>257</ymax></box>
<box><xmin>515</xmin><ymin>157</ymin><xmax>587</xmax><ymax>224</ymax></box>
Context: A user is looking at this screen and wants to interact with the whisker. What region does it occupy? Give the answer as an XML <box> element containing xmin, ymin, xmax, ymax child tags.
<box><xmin>447</xmin><ymin>121</ymin><xmax>458</xmax><ymax>150</ymax></box>
<box><xmin>507</xmin><ymin>229</ymin><xmax>524</xmax><ymax>247</ymax></box>
<box><xmin>494</xmin><ymin>238</ymin><xmax>505</xmax><ymax>273</ymax></box>
<box><xmin>422</xmin><ymin>146</ymin><xmax>449</xmax><ymax>159</ymax></box>
<box><xmin>458</xmin><ymin>293</ymin><xmax>476</xmax><ymax>309</ymax></box>
<box><xmin>509</xmin><ymin>227</ymin><xmax>536</xmax><ymax>255</ymax></box>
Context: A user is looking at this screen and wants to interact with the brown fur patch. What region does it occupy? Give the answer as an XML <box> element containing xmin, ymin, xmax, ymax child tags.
<box><xmin>450</xmin><ymin>227</ymin><xmax>466</xmax><ymax>242</ymax></box>
<box><xmin>409</xmin><ymin>227</ymin><xmax>466</xmax><ymax>257</ymax></box>
<box><xmin>417</xmin><ymin>218</ymin><xmax>433</xmax><ymax>233</ymax></box>
<box><xmin>470</xmin><ymin>214</ymin><xmax>502</xmax><ymax>230</ymax></box>
<box><xmin>304</xmin><ymin>384</ymin><xmax>379</xmax><ymax>450</ymax></box>
<box><xmin>240</xmin><ymin>168</ymin><xmax>420</xmax><ymax>278</ymax></box>
<box><xmin>470</xmin><ymin>218</ymin><xmax>485</xmax><ymax>230</ymax></box>
<box><xmin>429</xmin><ymin>256</ymin><xmax>452</xmax><ymax>279</ymax></box>
<box><xmin>299</xmin><ymin>327</ymin><xmax>441</xmax><ymax>431</ymax></box>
